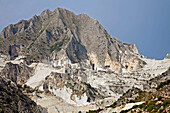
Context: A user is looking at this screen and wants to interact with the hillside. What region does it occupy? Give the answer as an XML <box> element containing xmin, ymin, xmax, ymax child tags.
<box><xmin>0</xmin><ymin>8</ymin><xmax>169</xmax><ymax>113</ymax></box>
<box><xmin>0</xmin><ymin>8</ymin><xmax>145</xmax><ymax>73</ymax></box>
<box><xmin>0</xmin><ymin>75</ymin><xmax>46</xmax><ymax>113</ymax></box>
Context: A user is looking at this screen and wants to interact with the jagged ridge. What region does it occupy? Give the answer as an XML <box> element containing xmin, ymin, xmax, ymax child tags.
<box><xmin>0</xmin><ymin>8</ymin><xmax>145</xmax><ymax>72</ymax></box>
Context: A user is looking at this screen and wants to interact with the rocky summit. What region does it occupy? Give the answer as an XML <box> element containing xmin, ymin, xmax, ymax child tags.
<box><xmin>0</xmin><ymin>8</ymin><xmax>145</xmax><ymax>73</ymax></box>
<box><xmin>0</xmin><ymin>8</ymin><xmax>170</xmax><ymax>113</ymax></box>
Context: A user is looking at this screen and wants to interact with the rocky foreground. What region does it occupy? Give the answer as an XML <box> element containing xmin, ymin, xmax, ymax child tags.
<box><xmin>0</xmin><ymin>8</ymin><xmax>170</xmax><ymax>113</ymax></box>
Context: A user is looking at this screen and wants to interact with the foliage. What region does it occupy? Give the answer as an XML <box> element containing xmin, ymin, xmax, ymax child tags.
<box><xmin>17</xmin><ymin>84</ymin><xmax>22</xmax><ymax>88</ymax></box>
<box><xmin>45</xmin><ymin>90</ymin><xmax>50</xmax><ymax>94</ymax></box>
<box><xmin>0</xmin><ymin>85</ymin><xmax>4</xmax><ymax>91</ymax></box>
<box><xmin>25</xmin><ymin>88</ymin><xmax>34</xmax><ymax>93</ymax></box>
<box><xmin>86</xmin><ymin>108</ymin><xmax>103</xmax><ymax>113</ymax></box>
<box><xmin>156</xmin><ymin>79</ymin><xmax>170</xmax><ymax>90</ymax></box>
<box><xmin>7</xmin><ymin>81</ymin><xmax>11</xmax><ymax>85</ymax></box>
<box><xmin>28</xmin><ymin>29</ymin><xmax>44</xmax><ymax>50</ymax></box>
<box><xmin>122</xmin><ymin>98</ymin><xmax>170</xmax><ymax>113</ymax></box>
<box><xmin>50</xmin><ymin>41</ymin><xmax>63</xmax><ymax>53</ymax></box>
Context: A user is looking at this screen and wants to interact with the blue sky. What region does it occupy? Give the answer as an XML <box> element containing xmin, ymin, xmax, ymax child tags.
<box><xmin>0</xmin><ymin>0</ymin><xmax>170</xmax><ymax>59</ymax></box>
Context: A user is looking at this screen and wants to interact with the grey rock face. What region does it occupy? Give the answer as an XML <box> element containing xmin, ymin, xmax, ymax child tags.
<box><xmin>0</xmin><ymin>76</ymin><xmax>46</xmax><ymax>113</ymax></box>
<box><xmin>0</xmin><ymin>8</ymin><xmax>145</xmax><ymax>72</ymax></box>
<box><xmin>1</xmin><ymin>8</ymin><xmax>169</xmax><ymax>113</ymax></box>
<box><xmin>66</xmin><ymin>37</ymin><xmax>88</xmax><ymax>63</ymax></box>
<box><xmin>43</xmin><ymin>72</ymin><xmax>104</xmax><ymax>103</ymax></box>
<box><xmin>8</xmin><ymin>44</ymin><xmax>25</xmax><ymax>60</ymax></box>
<box><xmin>0</xmin><ymin>62</ymin><xmax>34</xmax><ymax>84</ymax></box>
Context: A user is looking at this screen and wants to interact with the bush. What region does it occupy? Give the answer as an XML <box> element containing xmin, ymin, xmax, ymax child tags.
<box><xmin>157</xmin><ymin>80</ymin><xmax>170</xmax><ymax>90</ymax></box>
<box><xmin>162</xmin><ymin>100</ymin><xmax>170</xmax><ymax>108</ymax></box>
<box><xmin>17</xmin><ymin>84</ymin><xmax>22</xmax><ymax>89</ymax></box>
<box><xmin>45</xmin><ymin>90</ymin><xmax>50</xmax><ymax>94</ymax></box>
<box><xmin>159</xmin><ymin>109</ymin><xmax>163</xmax><ymax>113</ymax></box>
<box><xmin>111</xmin><ymin>102</ymin><xmax>117</xmax><ymax>108</ymax></box>
<box><xmin>158</xmin><ymin>96</ymin><xmax>163</xmax><ymax>101</ymax></box>
<box><xmin>120</xmin><ymin>110</ymin><xmax>129</xmax><ymax>113</ymax></box>
<box><xmin>50</xmin><ymin>41</ymin><xmax>63</xmax><ymax>53</ymax></box>
<box><xmin>0</xmin><ymin>85</ymin><xmax>4</xmax><ymax>91</ymax></box>
<box><xmin>14</xmin><ymin>110</ymin><xmax>19</xmax><ymax>113</ymax></box>
<box><xmin>7</xmin><ymin>81</ymin><xmax>11</xmax><ymax>85</ymax></box>
<box><xmin>129</xmin><ymin>100</ymin><xmax>135</xmax><ymax>103</ymax></box>
<box><xmin>25</xmin><ymin>88</ymin><xmax>34</xmax><ymax>93</ymax></box>
<box><xmin>146</xmin><ymin>105</ymin><xmax>155</xmax><ymax>112</ymax></box>
<box><xmin>6</xmin><ymin>98</ymin><xmax>12</xmax><ymax>103</ymax></box>
<box><xmin>23</xmin><ymin>84</ymin><xmax>28</xmax><ymax>89</ymax></box>
<box><xmin>87</xmin><ymin>108</ymin><xmax>103</xmax><ymax>113</ymax></box>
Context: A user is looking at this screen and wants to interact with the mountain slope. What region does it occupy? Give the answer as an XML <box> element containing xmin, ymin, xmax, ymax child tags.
<box><xmin>0</xmin><ymin>8</ymin><xmax>169</xmax><ymax>113</ymax></box>
<box><xmin>0</xmin><ymin>8</ymin><xmax>145</xmax><ymax>72</ymax></box>
<box><xmin>0</xmin><ymin>76</ymin><xmax>46</xmax><ymax>113</ymax></box>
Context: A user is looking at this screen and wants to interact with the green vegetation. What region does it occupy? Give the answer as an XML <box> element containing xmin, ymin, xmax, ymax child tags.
<box><xmin>17</xmin><ymin>84</ymin><xmax>22</xmax><ymax>89</ymax></box>
<box><xmin>25</xmin><ymin>36</ymin><xmax>31</xmax><ymax>40</ymax></box>
<box><xmin>86</xmin><ymin>108</ymin><xmax>103</xmax><ymax>113</ymax></box>
<box><xmin>133</xmin><ymin>90</ymin><xmax>150</xmax><ymax>102</ymax></box>
<box><xmin>156</xmin><ymin>79</ymin><xmax>170</xmax><ymax>90</ymax></box>
<box><xmin>120</xmin><ymin>97</ymin><xmax>170</xmax><ymax>113</ymax></box>
<box><xmin>109</xmin><ymin>102</ymin><xmax>117</xmax><ymax>108</ymax></box>
<box><xmin>45</xmin><ymin>90</ymin><xmax>50</xmax><ymax>94</ymax></box>
<box><xmin>50</xmin><ymin>36</ymin><xmax>70</xmax><ymax>53</ymax></box>
<box><xmin>50</xmin><ymin>41</ymin><xmax>63</xmax><ymax>53</ymax></box>
<box><xmin>7</xmin><ymin>81</ymin><xmax>11</xmax><ymax>85</ymax></box>
<box><xmin>23</xmin><ymin>84</ymin><xmax>35</xmax><ymax>93</ymax></box>
<box><xmin>25</xmin><ymin>88</ymin><xmax>35</xmax><ymax>93</ymax></box>
<box><xmin>0</xmin><ymin>80</ymin><xmax>39</xmax><ymax>113</ymax></box>
<box><xmin>6</xmin><ymin>98</ymin><xmax>12</xmax><ymax>103</ymax></box>
<box><xmin>28</xmin><ymin>29</ymin><xmax>44</xmax><ymax>50</ymax></box>
<box><xmin>108</xmin><ymin>82</ymin><xmax>170</xmax><ymax>113</ymax></box>
<box><xmin>0</xmin><ymin>85</ymin><xmax>4</xmax><ymax>91</ymax></box>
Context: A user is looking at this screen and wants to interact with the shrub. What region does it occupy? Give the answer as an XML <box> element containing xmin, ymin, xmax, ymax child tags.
<box><xmin>157</xmin><ymin>80</ymin><xmax>170</xmax><ymax>90</ymax></box>
<box><xmin>158</xmin><ymin>96</ymin><xmax>163</xmax><ymax>101</ymax></box>
<box><xmin>50</xmin><ymin>41</ymin><xmax>63</xmax><ymax>53</ymax></box>
<box><xmin>146</xmin><ymin>104</ymin><xmax>155</xmax><ymax>112</ymax></box>
<box><xmin>129</xmin><ymin>100</ymin><xmax>135</xmax><ymax>103</ymax></box>
<box><xmin>7</xmin><ymin>81</ymin><xmax>11</xmax><ymax>85</ymax></box>
<box><xmin>110</xmin><ymin>102</ymin><xmax>117</xmax><ymax>108</ymax></box>
<box><xmin>25</xmin><ymin>88</ymin><xmax>34</xmax><ymax>93</ymax></box>
<box><xmin>6</xmin><ymin>98</ymin><xmax>12</xmax><ymax>103</ymax></box>
<box><xmin>45</xmin><ymin>90</ymin><xmax>50</xmax><ymax>94</ymax></box>
<box><xmin>0</xmin><ymin>85</ymin><xmax>4</xmax><ymax>91</ymax></box>
<box><xmin>17</xmin><ymin>84</ymin><xmax>22</xmax><ymax>89</ymax></box>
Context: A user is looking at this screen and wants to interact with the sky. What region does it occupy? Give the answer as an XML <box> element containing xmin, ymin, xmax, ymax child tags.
<box><xmin>0</xmin><ymin>0</ymin><xmax>170</xmax><ymax>59</ymax></box>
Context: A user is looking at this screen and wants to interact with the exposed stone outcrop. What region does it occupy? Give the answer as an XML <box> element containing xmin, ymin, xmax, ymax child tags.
<box><xmin>8</xmin><ymin>44</ymin><xmax>25</xmax><ymax>60</ymax></box>
<box><xmin>0</xmin><ymin>8</ymin><xmax>146</xmax><ymax>72</ymax></box>
<box><xmin>165</xmin><ymin>53</ymin><xmax>170</xmax><ymax>59</ymax></box>
<box><xmin>0</xmin><ymin>8</ymin><xmax>169</xmax><ymax>113</ymax></box>
<box><xmin>123</xmin><ymin>43</ymin><xmax>139</xmax><ymax>54</ymax></box>
<box><xmin>43</xmin><ymin>72</ymin><xmax>104</xmax><ymax>105</ymax></box>
<box><xmin>0</xmin><ymin>62</ymin><xmax>34</xmax><ymax>84</ymax></box>
<box><xmin>0</xmin><ymin>76</ymin><xmax>47</xmax><ymax>113</ymax></box>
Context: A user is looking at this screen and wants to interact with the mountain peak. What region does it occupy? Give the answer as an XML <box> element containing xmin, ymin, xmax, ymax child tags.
<box><xmin>1</xmin><ymin>8</ymin><xmax>170</xmax><ymax>113</ymax></box>
<box><xmin>0</xmin><ymin>8</ymin><xmax>146</xmax><ymax>72</ymax></box>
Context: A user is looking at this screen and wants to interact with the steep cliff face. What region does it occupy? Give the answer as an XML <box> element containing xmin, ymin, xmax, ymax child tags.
<box><xmin>0</xmin><ymin>76</ymin><xmax>46</xmax><ymax>113</ymax></box>
<box><xmin>0</xmin><ymin>8</ymin><xmax>146</xmax><ymax>72</ymax></box>
<box><xmin>0</xmin><ymin>62</ymin><xmax>34</xmax><ymax>84</ymax></box>
<box><xmin>43</xmin><ymin>72</ymin><xmax>104</xmax><ymax>105</ymax></box>
<box><xmin>0</xmin><ymin>8</ymin><xmax>169</xmax><ymax>113</ymax></box>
